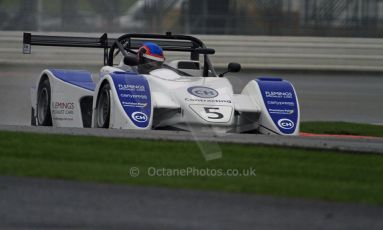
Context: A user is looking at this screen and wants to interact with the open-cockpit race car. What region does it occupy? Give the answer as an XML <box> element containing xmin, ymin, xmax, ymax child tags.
<box><xmin>23</xmin><ymin>32</ymin><xmax>300</xmax><ymax>135</ymax></box>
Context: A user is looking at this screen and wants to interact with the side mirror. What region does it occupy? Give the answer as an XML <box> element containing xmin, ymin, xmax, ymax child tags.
<box><xmin>219</xmin><ymin>62</ymin><xmax>241</xmax><ymax>77</ymax></box>
<box><xmin>228</xmin><ymin>62</ymin><xmax>241</xmax><ymax>73</ymax></box>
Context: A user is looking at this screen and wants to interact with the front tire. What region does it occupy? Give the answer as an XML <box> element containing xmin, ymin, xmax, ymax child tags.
<box><xmin>96</xmin><ymin>83</ymin><xmax>111</xmax><ymax>128</ymax></box>
<box><xmin>37</xmin><ymin>78</ymin><xmax>52</xmax><ymax>126</ymax></box>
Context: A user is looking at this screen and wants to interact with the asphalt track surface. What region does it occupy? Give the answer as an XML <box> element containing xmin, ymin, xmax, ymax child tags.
<box><xmin>1</xmin><ymin>176</ymin><xmax>383</xmax><ymax>230</ymax></box>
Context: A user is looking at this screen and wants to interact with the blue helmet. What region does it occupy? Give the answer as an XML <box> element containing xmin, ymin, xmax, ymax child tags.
<box><xmin>137</xmin><ymin>42</ymin><xmax>165</xmax><ymax>74</ymax></box>
<box><xmin>138</xmin><ymin>42</ymin><xmax>165</xmax><ymax>62</ymax></box>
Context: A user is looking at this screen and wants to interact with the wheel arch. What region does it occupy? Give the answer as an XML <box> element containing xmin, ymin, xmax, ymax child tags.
<box><xmin>37</xmin><ymin>69</ymin><xmax>53</xmax><ymax>90</ymax></box>
<box><xmin>38</xmin><ymin>73</ymin><xmax>48</xmax><ymax>83</ymax></box>
<box><xmin>92</xmin><ymin>76</ymin><xmax>114</xmax><ymax>128</ymax></box>
<box><xmin>35</xmin><ymin>72</ymin><xmax>53</xmax><ymax>126</ymax></box>
<box><xmin>95</xmin><ymin>78</ymin><xmax>112</xmax><ymax>105</ymax></box>
<box><xmin>91</xmin><ymin>72</ymin><xmax>153</xmax><ymax>130</ymax></box>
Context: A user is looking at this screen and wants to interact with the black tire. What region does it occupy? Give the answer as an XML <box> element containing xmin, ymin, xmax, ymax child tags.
<box><xmin>96</xmin><ymin>83</ymin><xmax>111</xmax><ymax>128</ymax></box>
<box><xmin>37</xmin><ymin>78</ymin><xmax>52</xmax><ymax>126</ymax></box>
<box><xmin>31</xmin><ymin>107</ymin><xmax>36</xmax><ymax>126</ymax></box>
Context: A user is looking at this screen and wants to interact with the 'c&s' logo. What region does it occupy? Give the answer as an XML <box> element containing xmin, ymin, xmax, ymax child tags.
<box><xmin>187</xmin><ymin>86</ymin><xmax>218</xmax><ymax>98</ymax></box>
<box><xmin>277</xmin><ymin>118</ymin><xmax>295</xmax><ymax>130</ymax></box>
<box><xmin>131</xmin><ymin>111</ymin><xmax>148</xmax><ymax>123</ymax></box>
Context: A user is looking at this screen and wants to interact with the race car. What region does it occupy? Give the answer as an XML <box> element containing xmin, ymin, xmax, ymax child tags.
<box><xmin>23</xmin><ymin>32</ymin><xmax>300</xmax><ymax>135</ymax></box>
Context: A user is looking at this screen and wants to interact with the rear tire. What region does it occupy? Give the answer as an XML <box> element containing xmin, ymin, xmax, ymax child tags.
<box><xmin>37</xmin><ymin>78</ymin><xmax>52</xmax><ymax>126</ymax></box>
<box><xmin>96</xmin><ymin>83</ymin><xmax>111</xmax><ymax>128</ymax></box>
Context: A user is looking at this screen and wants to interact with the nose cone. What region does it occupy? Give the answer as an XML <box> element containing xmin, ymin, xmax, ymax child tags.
<box><xmin>187</xmin><ymin>86</ymin><xmax>219</xmax><ymax>98</ymax></box>
<box><xmin>181</xmin><ymin>84</ymin><xmax>235</xmax><ymax>125</ymax></box>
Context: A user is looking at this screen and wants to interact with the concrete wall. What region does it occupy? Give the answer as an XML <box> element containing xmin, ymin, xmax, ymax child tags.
<box><xmin>1</xmin><ymin>31</ymin><xmax>383</xmax><ymax>72</ymax></box>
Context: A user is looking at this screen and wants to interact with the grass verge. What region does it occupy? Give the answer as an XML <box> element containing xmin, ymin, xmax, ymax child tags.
<box><xmin>301</xmin><ymin>121</ymin><xmax>383</xmax><ymax>137</ymax></box>
<box><xmin>1</xmin><ymin>130</ymin><xmax>383</xmax><ymax>205</ymax></box>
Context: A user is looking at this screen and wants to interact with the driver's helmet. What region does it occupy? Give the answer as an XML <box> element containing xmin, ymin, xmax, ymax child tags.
<box><xmin>137</xmin><ymin>42</ymin><xmax>165</xmax><ymax>74</ymax></box>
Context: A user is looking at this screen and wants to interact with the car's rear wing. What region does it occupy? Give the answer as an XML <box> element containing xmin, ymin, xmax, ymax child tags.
<box><xmin>23</xmin><ymin>32</ymin><xmax>216</xmax><ymax>75</ymax></box>
<box><xmin>23</xmin><ymin>32</ymin><xmax>113</xmax><ymax>64</ymax></box>
<box><xmin>23</xmin><ymin>32</ymin><xmax>212</xmax><ymax>53</ymax></box>
<box><xmin>22</xmin><ymin>33</ymin><xmax>113</xmax><ymax>52</ymax></box>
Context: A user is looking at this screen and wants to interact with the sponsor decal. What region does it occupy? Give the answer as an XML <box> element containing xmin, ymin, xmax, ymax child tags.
<box><xmin>51</xmin><ymin>101</ymin><xmax>75</xmax><ymax>115</ymax></box>
<box><xmin>131</xmin><ymin>111</ymin><xmax>148</xmax><ymax>123</ymax></box>
<box><xmin>267</xmin><ymin>101</ymin><xmax>295</xmax><ymax>107</ymax></box>
<box><xmin>256</xmin><ymin>79</ymin><xmax>298</xmax><ymax>134</ymax></box>
<box><xmin>187</xmin><ymin>86</ymin><xmax>218</xmax><ymax>98</ymax></box>
<box><xmin>51</xmin><ymin>102</ymin><xmax>75</xmax><ymax>110</ymax></box>
<box><xmin>122</xmin><ymin>101</ymin><xmax>148</xmax><ymax>108</ymax></box>
<box><xmin>120</xmin><ymin>93</ymin><xmax>148</xmax><ymax>100</ymax></box>
<box><xmin>277</xmin><ymin>118</ymin><xmax>295</xmax><ymax>130</ymax></box>
<box><xmin>265</xmin><ymin>91</ymin><xmax>293</xmax><ymax>99</ymax></box>
<box><xmin>185</xmin><ymin>98</ymin><xmax>231</xmax><ymax>104</ymax></box>
<box><xmin>268</xmin><ymin>109</ymin><xmax>294</xmax><ymax>115</ymax></box>
<box><xmin>112</xmin><ymin>73</ymin><xmax>151</xmax><ymax>128</ymax></box>
<box><xmin>53</xmin><ymin>117</ymin><xmax>74</xmax><ymax>121</ymax></box>
<box><xmin>118</xmin><ymin>84</ymin><xmax>146</xmax><ymax>92</ymax></box>
<box><xmin>52</xmin><ymin>110</ymin><xmax>74</xmax><ymax>115</ymax></box>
